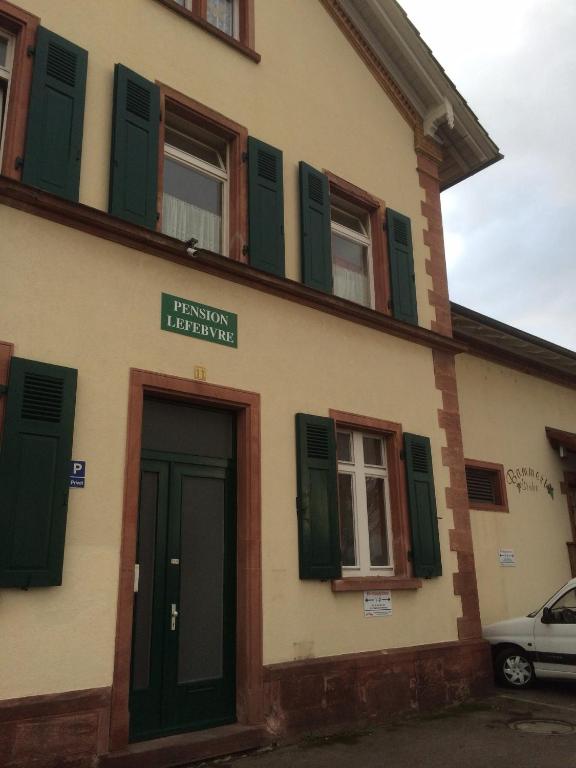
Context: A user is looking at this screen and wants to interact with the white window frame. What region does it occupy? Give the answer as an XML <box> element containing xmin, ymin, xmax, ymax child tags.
<box><xmin>330</xmin><ymin>205</ymin><xmax>375</xmax><ymax>309</ymax></box>
<box><xmin>0</xmin><ymin>29</ymin><xmax>15</xmax><ymax>162</ymax></box>
<box><xmin>337</xmin><ymin>430</ymin><xmax>394</xmax><ymax>577</ymax></box>
<box><xmin>163</xmin><ymin>133</ymin><xmax>229</xmax><ymax>257</ymax></box>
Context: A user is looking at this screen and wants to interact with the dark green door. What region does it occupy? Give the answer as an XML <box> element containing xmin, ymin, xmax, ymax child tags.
<box><xmin>130</xmin><ymin>401</ymin><xmax>236</xmax><ymax>741</ymax></box>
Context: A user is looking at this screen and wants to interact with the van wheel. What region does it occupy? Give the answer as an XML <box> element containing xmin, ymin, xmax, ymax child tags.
<box><xmin>495</xmin><ymin>647</ymin><xmax>534</xmax><ymax>688</ymax></box>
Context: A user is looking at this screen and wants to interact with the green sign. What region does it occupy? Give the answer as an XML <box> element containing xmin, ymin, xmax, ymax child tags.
<box><xmin>161</xmin><ymin>293</ymin><xmax>238</xmax><ymax>348</ymax></box>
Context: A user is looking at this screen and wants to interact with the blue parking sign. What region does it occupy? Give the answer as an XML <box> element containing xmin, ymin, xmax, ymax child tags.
<box><xmin>69</xmin><ymin>461</ymin><xmax>86</xmax><ymax>488</ymax></box>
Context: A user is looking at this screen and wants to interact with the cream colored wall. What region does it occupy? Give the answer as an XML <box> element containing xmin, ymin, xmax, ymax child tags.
<box><xmin>457</xmin><ymin>354</ymin><xmax>575</xmax><ymax>626</ymax></box>
<box><xmin>0</xmin><ymin>208</ymin><xmax>459</xmax><ymax>700</ymax></box>
<box><xmin>15</xmin><ymin>0</ymin><xmax>434</xmax><ymax>330</ymax></box>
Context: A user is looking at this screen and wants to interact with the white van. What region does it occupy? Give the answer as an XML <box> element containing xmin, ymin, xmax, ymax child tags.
<box><xmin>482</xmin><ymin>577</ymin><xmax>576</xmax><ymax>688</ymax></box>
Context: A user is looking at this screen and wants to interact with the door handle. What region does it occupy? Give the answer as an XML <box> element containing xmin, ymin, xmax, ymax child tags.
<box><xmin>170</xmin><ymin>603</ymin><xmax>179</xmax><ymax>631</ymax></box>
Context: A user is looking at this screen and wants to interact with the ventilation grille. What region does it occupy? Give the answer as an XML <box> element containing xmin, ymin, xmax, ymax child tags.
<box><xmin>21</xmin><ymin>373</ymin><xmax>64</xmax><ymax>423</ymax></box>
<box><xmin>257</xmin><ymin>150</ymin><xmax>276</xmax><ymax>182</ymax></box>
<box><xmin>309</xmin><ymin>174</ymin><xmax>324</xmax><ymax>205</ymax></box>
<box><xmin>126</xmin><ymin>80</ymin><xmax>151</xmax><ymax>120</ymax></box>
<box><xmin>47</xmin><ymin>42</ymin><xmax>76</xmax><ymax>87</ymax></box>
<box><xmin>411</xmin><ymin>442</ymin><xmax>428</xmax><ymax>474</ymax></box>
<box><xmin>393</xmin><ymin>217</ymin><xmax>409</xmax><ymax>247</ymax></box>
<box><xmin>466</xmin><ymin>467</ymin><xmax>499</xmax><ymax>504</ymax></box>
<box><xmin>306</xmin><ymin>424</ymin><xmax>329</xmax><ymax>460</ymax></box>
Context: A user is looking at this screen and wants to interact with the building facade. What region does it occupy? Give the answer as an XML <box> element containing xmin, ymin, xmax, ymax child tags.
<box><xmin>5</xmin><ymin>1</ymin><xmax>572</xmax><ymax>767</ymax></box>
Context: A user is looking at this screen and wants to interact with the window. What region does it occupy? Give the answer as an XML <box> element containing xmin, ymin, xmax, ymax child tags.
<box><xmin>331</xmin><ymin>200</ymin><xmax>373</xmax><ymax>307</ymax></box>
<box><xmin>337</xmin><ymin>430</ymin><xmax>394</xmax><ymax>576</ymax></box>
<box><xmin>0</xmin><ymin>2</ymin><xmax>38</xmax><ymax>180</ymax></box>
<box><xmin>158</xmin><ymin>88</ymin><xmax>248</xmax><ymax>260</ymax></box>
<box><xmin>549</xmin><ymin>588</ymin><xmax>576</xmax><ymax>624</ymax></box>
<box><xmin>162</xmin><ymin>111</ymin><xmax>229</xmax><ymax>254</ymax></box>
<box><xmin>0</xmin><ymin>28</ymin><xmax>14</xmax><ymax>159</ymax></box>
<box><xmin>155</xmin><ymin>0</ymin><xmax>258</xmax><ymax>58</ymax></box>
<box><xmin>465</xmin><ymin>459</ymin><xmax>508</xmax><ymax>512</ymax></box>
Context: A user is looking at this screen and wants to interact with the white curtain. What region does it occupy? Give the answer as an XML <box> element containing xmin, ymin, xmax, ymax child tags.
<box><xmin>334</xmin><ymin>265</ymin><xmax>369</xmax><ymax>306</ymax></box>
<box><xmin>162</xmin><ymin>193</ymin><xmax>221</xmax><ymax>252</ymax></box>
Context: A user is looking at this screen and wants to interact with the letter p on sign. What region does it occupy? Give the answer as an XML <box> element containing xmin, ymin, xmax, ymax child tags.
<box><xmin>69</xmin><ymin>460</ymin><xmax>86</xmax><ymax>488</ymax></box>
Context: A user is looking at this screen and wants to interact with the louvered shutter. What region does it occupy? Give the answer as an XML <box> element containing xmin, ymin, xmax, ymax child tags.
<box><xmin>404</xmin><ymin>433</ymin><xmax>442</xmax><ymax>578</ymax></box>
<box><xmin>0</xmin><ymin>358</ymin><xmax>77</xmax><ymax>587</ymax></box>
<box><xmin>387</xmin><ymin>209</ymin><xmax>418</xmax><ymax>325</ymax></box>
<box><xmin>299</xmin><ymin>162</ymin><xmax>332</xmax><ymax>293</ymax></box>
<box><xmin>22</xmin><ymin>27</ymin><xmax>88</xmax><ymax>201</ymax></box>
<box><xmin>247</xmin><ymin>137</ymin><xmax>285</xmax><ymax>276</ymax></box>
<box><xmin>295</xmin><ymin>414</ymin><xmax>341</xmax><ymax>580</ymax></box>
<box><xmin>466</xmin><ymin>466</ymin><xmax>499</xmax><ymax>505</ymax></box>
<box><xmin>109</xmin><ymin>64</ymin><xmax>160</xmax><ymax>229</ymax></box>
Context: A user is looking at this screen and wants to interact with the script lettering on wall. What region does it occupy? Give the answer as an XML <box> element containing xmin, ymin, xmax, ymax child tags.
<box><xmin>506</xmin><ymin>466</ymin><xmax>554</xmax><ymax>498</ymax></box>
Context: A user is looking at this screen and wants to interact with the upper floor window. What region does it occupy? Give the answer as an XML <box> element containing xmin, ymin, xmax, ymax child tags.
<box><xmin>0</xmin><ymin>30</ymin><xmax>14</xmax><ymax>162</ymax></box>
<box><xmin>207</xmin><ymin>0</ymin><xmax>238</xmax><ymax>38</ymax></box>
<box><xmin>0</xmin><ymin>29</ymin><xmax>14</xmax><ymax>159</ymax></box>
<box><xmin>162</xmin><ymin>112</ymin><xmax>229</xmax><ymax>254</ymax></box>
<box><xmin>337</xmin><ymin>429</ymin><xmax>393</xmax><ymax>576</ymax></box>
<box><xmin>330</xmin><ymin>200</ymin><xmax>372</xmax><ymax>308</ymax></box>
<box><xmin>157</xmin><ymin>0</ymin><xmax>259</xmax><ymax>61</ymax></box>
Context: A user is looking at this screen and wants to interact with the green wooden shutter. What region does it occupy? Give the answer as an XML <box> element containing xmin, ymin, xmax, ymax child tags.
<box><xmin>387</xmin><ymin>209</ymin><xmax>418</xmax><ymax>325</ymax></box>
<box><xmin>109</xmin><ymin>64</ymin><xmax>160</xmax><ymax>229</ymax></box>
<box><xmin>299</xmin><ymin>162</ymin><xmax>332</xmax><ymax>293</ymax></box>
<box><xmin>247</xmin><ymin>137</ymin><xmax>285</xmax><ymax>276</ymax></box>
<box><xmin>0</xmin><ymin>358</ymin><xmax>77</xmax><ymax>587</ymax></box>
<box><xmin>22</xmin><ymin>27</ymin><xmax>88</xmax><ymax>201</ymax></box>
<box><xmin>295</xmin><ymin>413</ymin><xmax>341</xmax><ymax>580</ymax></box>
<box><xmin>404</xmin><ymin>433</ymin><xmax>442</xmax><ymax>578</ymax></box>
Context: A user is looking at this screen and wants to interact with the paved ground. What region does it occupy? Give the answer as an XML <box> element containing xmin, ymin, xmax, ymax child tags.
<box><xmin>200</xmin><ymin>681</ymin><xmax>576</xmax><ymax>768</ymax></box>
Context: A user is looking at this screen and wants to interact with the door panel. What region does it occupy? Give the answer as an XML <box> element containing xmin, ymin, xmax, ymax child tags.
<box><xmin>130</xmin><ymin>460</ymin><xmax>169</xmax><ymax>739</ymax></box>
<box><xmin>534</xmin><ymin>587</ymin><xmax>576</xmax><ymax>676</ymax></box>
<box><xmin>163</xmin><ymin>461</ymin><xmax>236</xmax><ymax>732</ymax></box>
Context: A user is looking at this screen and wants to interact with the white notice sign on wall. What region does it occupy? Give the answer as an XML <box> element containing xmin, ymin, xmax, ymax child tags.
<box><xmin>499</xmin><ymin>549</ymin><xmax>516</xmax><ymax>567</ymax></box>
<box><xmin>363</xmin><ymin>590</ymin><xmax>392</xmax><ymax>617</ymax></box>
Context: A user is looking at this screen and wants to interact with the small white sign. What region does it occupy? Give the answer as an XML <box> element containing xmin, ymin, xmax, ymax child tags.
<box><xmin>499</xmin><ymin>548</ymin><xmax>516</xmax><ymax>567</ymax></box>
<box><xmin>363</xmin><ymin>590</ymin><xmax>392</xmax><ymax>617</ymax></box>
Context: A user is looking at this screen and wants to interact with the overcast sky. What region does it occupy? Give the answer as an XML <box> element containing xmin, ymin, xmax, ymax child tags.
<box><xmin>399</xmin><ymin>0</ymin><xmax>576</xmax><ymax>350</ymax></box>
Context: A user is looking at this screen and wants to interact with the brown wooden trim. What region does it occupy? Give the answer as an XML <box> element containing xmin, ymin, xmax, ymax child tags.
<box><xmin>318</xmin><ymin>0</ymin><xmax>418</xmax><ymax>131</ymax></box>
<box><xmin>0</xmin><ymin>0</ymin><xmax>39</xmax><ymax>180</ymax></box>
<box><xmin>456</xmin><ymin>337</ymin><xmax>576</xmax><ymax>392</ymax></box>
<box><xmin>157</xmin><ymin>83</ymin><xmax>248</xmax><ymax>263</ymax></box>
<box><xmin>331</xmin><ymin>576</ymin><xmax>421</xmax><ymax>592</ymax></box>
<box><xmin>0</xmin><ymin>177</ymin><xmax>467</xmax><ymax>356</ymax></box>
<box><xmin>153</xmin><ymin>0</ymin><xmax>260</xmax><ymax>62</ymax></box>
<box><xmin>110</xmin><ymin>369</ymin><xmax>263</xmax><ymax>750</ymax></box>
<box><xmin>325</xmin><ymin>170</ymin><xmax>391</xmax><ymax>315</ymax></box>
<box><xmin>0</xmin><ymin>338</ymin><xmax>13</xmax><ymax>439</ymax></box>
<box><xmin>560</xmin><ymin>471</ymin><xmax>576</xmax><ymax>577</ymax></box>
<box><xmin>329</xmin><ymin>409</ymin><xmax>411</xmax><ymax>579</ymax></box>
<box><xmin>433</xmin><ymin>350</ymin><xmax>482</xmax><ymax>641</ymax></box>
<box><xmin>464</xmin><ymin>458</ymin><xmax>509</xmax><ymax>513</ymax></box>
<box><xmin>546</xmin><ymin>426</ymin><xmax>576</xmax><ymax>454</ymax></box>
